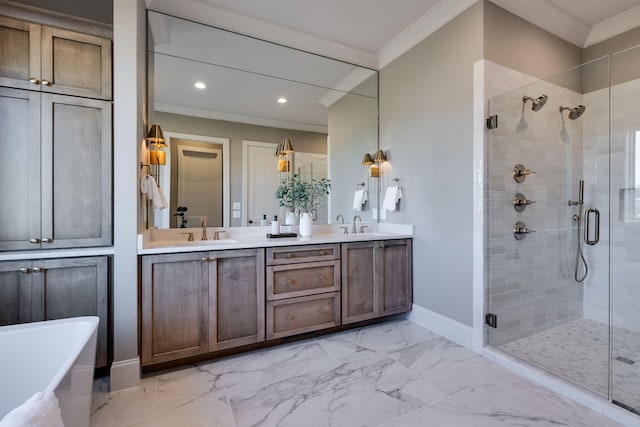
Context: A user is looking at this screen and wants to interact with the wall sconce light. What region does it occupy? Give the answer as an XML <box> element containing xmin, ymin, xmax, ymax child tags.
<box><xmin>146</xmin><ymin>124</ymin><xmax>166</xmax><ymax>165</ymax></box>
<box><xmin>362</xmin><ymin>152</ymin><xmax>379</xmax><ymax>177</ymax></box>
<box><xmin>374</xmin><ymin>149</ymin><xmax>387</xmax><ymax>163</ymax></box>
<box><xmin>275</xmin><ymin>139</ymin><xmax>294</xmax><ymax>172</ymax></box>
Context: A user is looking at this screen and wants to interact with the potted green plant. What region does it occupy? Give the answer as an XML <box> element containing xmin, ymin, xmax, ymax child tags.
<box><xmin>275</xmin><ymin>175</ymin><xmax>331</xmax><ymax>234</ymax></box>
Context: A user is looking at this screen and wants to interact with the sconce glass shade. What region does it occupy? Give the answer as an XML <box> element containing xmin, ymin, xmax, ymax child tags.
<box><xmin>374</xmin><ymin>149</ymin><xmax>387</xmax><ymax>163</ymax></box>
<box><xmin>150</xmin><ymin>149</ymin><xmax>166</xmax><ymax>165</ymax></box>
<box><xmin>281</xmin><ymin>139</ymin><xmax>294</xmax><ymax>154</ymax></box>
<box><xmin>146</xmin><ymin>124</ymin><xmax>166</xmax><ymax>147</ymax></box>
<box><xmin>362</xmin><ymin>153</ymin><xmax>374</xmax><ymax>165</ymax></box>
<box><xmin>275</xmin><ymin>143</ymin><xmax>283</xmax><ymax>157</ymax></box>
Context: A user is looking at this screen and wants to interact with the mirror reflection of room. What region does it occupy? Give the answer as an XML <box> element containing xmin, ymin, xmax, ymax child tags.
<box><xmin>146</xmin><ymin>11</ymin><xmax>379</xmax><ymax>229</ymax></box>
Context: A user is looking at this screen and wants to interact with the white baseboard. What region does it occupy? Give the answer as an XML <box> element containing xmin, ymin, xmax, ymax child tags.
<box><xmin>407</xmin><ymin>303</ymin><xmax>474</xmax><ymax>349</ymax></box>
<box><xmin>109</xmin><ymin>357</ymin><xmax>141</xmax><ymax>392</ymax></box>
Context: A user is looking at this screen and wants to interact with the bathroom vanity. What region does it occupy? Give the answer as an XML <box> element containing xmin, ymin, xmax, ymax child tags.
<box><xmin>138</xmin><ymin>225</ymin><xmax>413</xmax><ymax>369</ymax></box>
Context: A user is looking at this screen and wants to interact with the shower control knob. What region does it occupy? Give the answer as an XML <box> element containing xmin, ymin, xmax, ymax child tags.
<box><xmin>513</xmin><ymin>164</ymin><xmax>535</xmax><ymax>183</ymax></box>
<box><xmin>513</xmin><ymin>221</ymin><xmax>535</xmax><ymax>240</ymax></box>
<box><xmin>513</xmin><ymin>193</ymin><xmax>536</xmax><ymax>212</ymax></box>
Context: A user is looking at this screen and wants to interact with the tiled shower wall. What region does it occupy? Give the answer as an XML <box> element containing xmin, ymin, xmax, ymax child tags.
<box><xmin>484</xmin><ymin>61</ymin><xmax>588</xmax><ymax>346</ymax></box>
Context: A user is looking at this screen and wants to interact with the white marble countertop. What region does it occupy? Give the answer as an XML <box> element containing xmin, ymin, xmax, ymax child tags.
<box><xmin>138</xmin><ymin>223</ymin><xmax>413</xmax><ymax>255</ymax></box>
<box><xmin>0</xmin><ymin>247</ymin><xmax>115</xmax><ymax>262</ymax></box>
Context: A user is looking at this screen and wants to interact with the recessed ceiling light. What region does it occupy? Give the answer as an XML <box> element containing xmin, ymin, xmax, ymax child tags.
<box><xmin>194</xmin><ymin>82</ymin><xmax>206</xmax><ymax>89</ymax></box>
<box><xmin>277</xmin><ymin>97</ymin><xmax>287</xmax><ymax>104</ymax></box>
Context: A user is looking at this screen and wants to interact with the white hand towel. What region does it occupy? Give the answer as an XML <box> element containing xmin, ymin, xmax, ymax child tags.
<box><xmin>140</xmin><ymin>175</ymin><xmax>165</xmax><ymax>210</ymax></box>
<box><xmin>157</xmin><ymin>184</ymin><xmax>168</xmax><ymax>210</ymax></box>
<box><xmin>0</xmin><ymin>391</ymin><xmax>64</xmax><ymax>427</ymax></box>
<box><xmin>353</xmin><ymin>189</ymin><xmax>366</xmax><ymax>211</ymax></box>
<box><xmin>382</xmin><ymin>186</ymin><xmax>402</xmax><ymax>211</ymax></box>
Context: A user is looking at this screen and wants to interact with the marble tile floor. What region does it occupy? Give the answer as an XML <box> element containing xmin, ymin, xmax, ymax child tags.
<box><xmin>91</xmin><ymin>319</ymin><xmax>627</xmax><ymax>427</ymax></box>
<box><xmin>500</xmin><ymin>318</ymin><xmax>640</xmax><ymax>412</ymax></box>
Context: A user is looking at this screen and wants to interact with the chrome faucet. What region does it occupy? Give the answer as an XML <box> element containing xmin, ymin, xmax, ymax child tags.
<box><xmin>352</xmin><ymin>215</ymin><xmax>361</xmax><ymax>234</ymax></box>
<box><xmin>200</xmin><ymin>216</ymin><xmax>208</xmax><ymax>240</ymax></box>
<box><xmin>336</xmin><ymin>214</ymin><xmax>344</xmax><ymax>224</ymax></box>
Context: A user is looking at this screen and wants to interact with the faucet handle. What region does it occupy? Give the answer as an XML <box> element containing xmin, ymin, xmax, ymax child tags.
<box><xmin>339</xmin><ymin>226</ymin><xmax>349</xmax><ymax>235</ymax></box>
<box><xmin>214</xmin><ymin>230</ymin><xmax>227</xmax><ymax>240</ymax></box>
<box><xmin>200</xmin><ymin>216</ymin><xmax>207</xmax><ymax>227</ymax></box>
<box><xmin>359</xmin><ymin>225</ymin><xmax>368</xmax><ymax>234</ymax></box>
<box><xmin>181</xmin><ymin>232</ymin><xmax>194</xmax><ymax>241</ymax></box>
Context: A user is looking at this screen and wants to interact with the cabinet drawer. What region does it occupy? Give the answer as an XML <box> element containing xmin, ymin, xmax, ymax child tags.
<box><xmin>266</xmin><ymin>292</ymin><xmax>340</xmax><ymax>339</ymax></box>
<box><xmin>266</xmin><ymin>244</ymin><xmax>339</xmax><ymax>265</ymax></box>
<box><xmin>267</xmin><ymin>260</ymin><xmax>340</xmax><ymax>300</ymax></box>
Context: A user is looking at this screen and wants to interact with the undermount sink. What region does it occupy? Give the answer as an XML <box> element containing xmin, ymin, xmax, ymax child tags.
<box><xmin>149</xmin><ymin>238</ymin><xmax>237</xmax><ymax>247</ymax></box>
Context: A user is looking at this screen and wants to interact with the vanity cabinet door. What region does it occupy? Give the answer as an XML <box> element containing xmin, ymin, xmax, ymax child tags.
<box><xmin>379</xmin><ymin>239</ymin><xmax>412</xmax><ymax>316</ymax></box>
<box><xmin>141</xmin><ymin>253</ymin><xmax>209</xmax><ymax>365</ymax></box>
<box><xmin>0</xmin><ymin>261</ymin><xmax>33</xmax><ymax>326</ymax></box>
<box><xmin>0</xmin><ymin>87</ymin><xmax>41</xmax><ymax>251</ymax></box>
<box><xmin>40</xmin><ymin>94</ymin><xmax>112</xmax><ymax>249</ymax></box>
<box><xmin>209</xmin><ymin>248</ymin><xmax>265</xmax><ymax>351</ymax></box>
<box><xmin>30</xmin><ymin>256</ymin><xmax>109</xmax><ymax>367</ymax></box>
<box><xmin>341</xmin><ymin>241</ymin><xmax>378</xmax><ymax>324</ymax></box>
<box><xmin>342</xmin><ymin>239</ymin><xmax>413</xmax><ymax>324</ymax></box>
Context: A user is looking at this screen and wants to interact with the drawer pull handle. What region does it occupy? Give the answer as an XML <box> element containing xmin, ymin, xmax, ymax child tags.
<box><xmin>287</xmin><ymin>315</ymin><xmax>293</xmax><ymax>321</ymax></box>
<box><xmin>287</xmin><ymin>253</ymin><xmax>296</xmax><ymax>258</ymax></box>
<box><xmin>285</xmin><ymin>278</ymin><xmax>295</xmax><ymax>285</ymax></box>
<box><xmin>319</xmin><ymin>251</ymin><xmax>327</xmax><ymax>256</ymax></box>
<box><xmin>319</xmin><ymin>309</ymin><xmax>325</xmax><ymax>315</ymax></box>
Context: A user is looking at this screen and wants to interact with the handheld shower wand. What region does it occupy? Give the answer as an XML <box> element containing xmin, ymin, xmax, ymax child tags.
<box><xmin>569</xmin><ymin>180</ymin><xmax>588</xmax><ymax>282</ymax></box>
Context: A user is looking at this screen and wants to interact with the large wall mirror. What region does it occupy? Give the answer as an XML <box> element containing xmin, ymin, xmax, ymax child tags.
<box><xmin>147</xmin><ymin>11</ymin><xmax>379</xmax><ymax>228</ymax></box>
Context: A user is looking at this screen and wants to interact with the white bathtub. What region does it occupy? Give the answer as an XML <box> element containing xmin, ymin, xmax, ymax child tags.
<box><xmin>0</xmin><ymin>317</ymin><xmax>99</xmax><ymax>427</ymax></box>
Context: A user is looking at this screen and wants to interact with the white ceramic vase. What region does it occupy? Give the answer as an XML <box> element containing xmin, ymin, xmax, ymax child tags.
<box><xmin>299</xmin><ymin>212</ymin><xmax>313</xmax><ymax>237</ymax></box>
<box><xmin>285</xmin><ymin>211</ymin><xmax>297</xmax><ymax>225</ymax></box>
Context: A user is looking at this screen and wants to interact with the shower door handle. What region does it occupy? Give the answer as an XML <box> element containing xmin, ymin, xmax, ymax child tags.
<box><xmin>584</xmin><ymin>208</ymin><xmax>599</xmax><ymax>246</ymax></box>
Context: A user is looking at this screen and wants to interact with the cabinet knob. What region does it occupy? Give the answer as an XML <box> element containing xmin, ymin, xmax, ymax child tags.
<box><xmin>18</xmin><ymin>268</ymin><xmax>30</xmax><ymax>274</ymax></box>
<box><xmin>209</xmin><ymin>257</ymin><xmax>217</xmax><ymax>262</ymax></box>
<box><xmin>42</xmin><ymin>238</ymin><xmax>52</xmax><ymax>243</ymax></box>
<box><xmin>319</xmin><ymin>309</ymin><xmax>325</xmax><ymax>315</ymax></box>
<box><xmin>287</xmin><ymin>315</ymin><xmax>293</xmax><ymax>321</ymax></box>
<box><xmin>29</xmin><ymin>238</ymin><xmax>41</xmax><ymax>244</ymax></box>
<box><xmin>285</xmin><ymin>278</ymin><xmax>295</xmax><ymax>285</ymax></box>
<box><xmin>287</xmin><ymin>253</ymin><xmax>295</xmax><ymax>258</ymax></box>
<box><xmin>29</xmin><ymin>77</ymin><xmax>41</xmax><ymax>85</ymax></box>
<box><xmin>31</xmin><ymin>267</ymin><xmax>44</xmax><ymax>273</ymax></box>
<box><xmin>201</xmin><ymin>257</ymin><xmax>209</xmax><ymax>262</ymax></box>
<box><xmin>41</xmin><ymin>79</ymin><xmax>52</xmax><ymax>86</ymax></box>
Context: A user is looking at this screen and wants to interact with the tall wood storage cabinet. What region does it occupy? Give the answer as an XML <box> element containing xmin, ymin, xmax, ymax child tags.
<box><xmin>0</xmin><ymin>11</ymin><xmax>112</xmax><ymax>368</ymax></box>
<box><xmin>0</xmin><ymin>15</ymin><xmax>112</xmax><ymax>251</ymax></box>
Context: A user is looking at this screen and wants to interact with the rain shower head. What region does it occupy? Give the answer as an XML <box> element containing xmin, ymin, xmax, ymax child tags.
<box><xmin>559</xmin><ymin>105</ymin><xmax>586</xmax><ymax>120</ymax></box>
<box><xmin>522</xmin><ymin>94</ymin><xmax>548</xmax><ymax>111</ymax></box>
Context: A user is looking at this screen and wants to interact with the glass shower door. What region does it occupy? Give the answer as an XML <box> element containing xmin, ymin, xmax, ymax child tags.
<box><xmin>485</xmin><ymin>57</ymin><xmax>611</xmax><ymax>399</ymax></box>
<box><xmin>610</xmin><ymin>45</ymin><xmax>640</xmax><ymax>414</ymax></box>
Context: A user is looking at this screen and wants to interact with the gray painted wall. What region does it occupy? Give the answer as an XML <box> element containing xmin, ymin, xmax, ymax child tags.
<box><xmin>379</xmin><ymin>2</ymin><xmax>483</xmax><ymax>326</ymax></box>
<box><xmin>154</xmin><ymin>112</ymin><xmax>326</xmax><ymax>226</ymax></box>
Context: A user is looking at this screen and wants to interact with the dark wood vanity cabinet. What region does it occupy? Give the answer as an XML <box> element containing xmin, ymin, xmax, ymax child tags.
<box><xmin>140</xmin><ymin>249</ymin><xmax>265</xmax><ymax>366</ymax></box>
<box><xmin>342</xmin><ymin>239</ymin><xmax>413</xmax><ymax>324</ymax></box>
<box><xmin>265</xmin><ymin>244</ymin><xmax>341</xmax><ymax>339</ymax></box>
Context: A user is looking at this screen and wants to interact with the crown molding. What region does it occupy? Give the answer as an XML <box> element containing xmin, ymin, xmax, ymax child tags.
<box><xmin>585</xmin><ymin>4</ymin><xmax>640</xmax><ymax>48</ymax></box>
<box><xmin>155</xmin><ymin>102</ymin><xmax>328</xmax><ymax>134</ymax></box>
<box><xmin>145</xmin><ymin>0</ymin><xmax>377</xmax><ymax>69</ymax></box>
<box><xmin>377</xmin><ymin>0</ymin><xmax>478</xmax><ymax>69</ymax></box>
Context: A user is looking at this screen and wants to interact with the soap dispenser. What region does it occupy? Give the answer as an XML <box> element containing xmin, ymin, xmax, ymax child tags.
<box><xmin>271</xmin><ymin>215</ymin><xmax>280</xmax><ymax>235</ymax></box>
<box><xmin>260</xmin><ymin>214</ymin><xmax>268</xmax><ymax>226</ymax></box>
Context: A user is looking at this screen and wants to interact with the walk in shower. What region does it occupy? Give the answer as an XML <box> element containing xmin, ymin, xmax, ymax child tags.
<box><xmin>486</xmin><ymin>47</ymin><xmax>640</xmax><ymax>414</ymax></box>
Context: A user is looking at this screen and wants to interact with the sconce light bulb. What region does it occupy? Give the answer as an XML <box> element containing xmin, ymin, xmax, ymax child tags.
<box><xmin>195</xmin><ymin>82</ymin><xmax>206</xmax><ymax>89</ymax></box>
<box><xmin>277</xmin><ymin>97</ymin><xmax>287</xmax><ymax>104</ymax></box>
